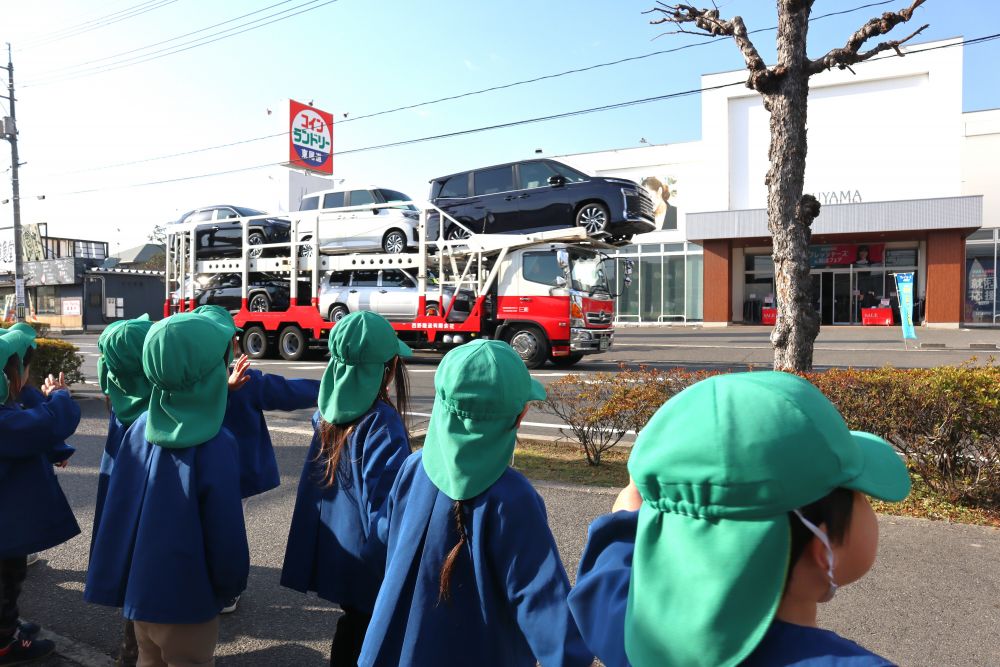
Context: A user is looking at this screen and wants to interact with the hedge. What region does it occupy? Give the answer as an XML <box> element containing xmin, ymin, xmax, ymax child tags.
<box><xmin>29</xmin><ymin>338</ymin><xmax>85</xmax><ymax>387</ymax></box>
<box><xmin>542</xmin><ymin>365</ymin><xmax>1000</xmax><ymax>507</ymax></box>
<box><xmin>1</xmin><ymin>320</ymin><xmax>51</xmax><ymax>337</ymax></box>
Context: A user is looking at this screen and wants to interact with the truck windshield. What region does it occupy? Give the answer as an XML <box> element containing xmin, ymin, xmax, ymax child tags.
<box><xmin>523</xmin><ymin>250</ymin><xmax>610</xmax><ymax>295</ymax></box>
<box><xmin>569</xmin><ymin>252</ymin><xmax>611</xmax><ymax>295</ymax></box>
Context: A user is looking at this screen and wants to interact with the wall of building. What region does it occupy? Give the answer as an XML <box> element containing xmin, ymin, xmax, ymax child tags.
<box><xmin>962</xmin><ymin>109</ymin><xmax>1000</xmax><ymax>229</ymax></box>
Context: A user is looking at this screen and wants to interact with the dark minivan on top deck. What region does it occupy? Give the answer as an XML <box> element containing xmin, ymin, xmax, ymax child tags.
<box><xmin>428</xmin><ymin>159</ymin><xmax>656</xmax><ymax>244</ymax></box>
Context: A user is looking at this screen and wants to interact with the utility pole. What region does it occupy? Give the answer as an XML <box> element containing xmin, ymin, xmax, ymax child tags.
<box><xmin>1</xmin><ymin>43</ymin><xmax>24</xmax><ymax>322</ymax></box>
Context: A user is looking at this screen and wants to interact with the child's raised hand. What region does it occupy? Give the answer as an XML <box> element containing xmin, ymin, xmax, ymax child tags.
<box><xmin>612</xmin><ymin>477</ymin><xmax>643</xmax><ymax>513</ymax></box>
<box><xmin>228</xmin><ymin>354</ymin><xmax>252</xmax><ymax>392</ymax></box>
<box><xmin>42</xmin><ymin>372</ymin><xmax>69</xmax><ymax>397</ymax></box>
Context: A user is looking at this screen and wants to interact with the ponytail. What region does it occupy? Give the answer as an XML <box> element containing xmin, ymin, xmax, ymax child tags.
<box><xmin>438</xmin><ymin>500</ymin><xmax>468</xmax><ymax>603</ymax></box>
<box><xmin>316</xmin><ymin>355</ymin><xmax>411</xmax><ymax>488</ymax></box>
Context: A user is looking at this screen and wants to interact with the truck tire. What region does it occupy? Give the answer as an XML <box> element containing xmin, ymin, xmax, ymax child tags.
<box><xmin>549</xmin><ymin>352</ymin><xmax>583</xmax><ymax>368</ymax></box>
<box><xmin>506</xmin><ymin>326</ymin><xmax>549</xmax><ymax>370</ymax></box>
<box><xmin>328</xmin><ymin>304</ymin><xmax>349</xmax><ymax>322</ymax></box>
<box><xmin>278</xmin><ymin>326</ymin><xmax>307</xmax><ymax>361</ymax></box>
<box><xmin>576</xmin><ymin>202</ymin><xmax>609</xmax><ymax>235</ymax></box>
<box><xmin>242</xmin><ymin>325</ymin><xmax>268</xmax><ymax>360</ymax></box>
<box><xmin>383</xmin><ymin>229</ymin><xmax>407</xmax><ymax>254</ymax></box>
<box><xmin>247</xmin><ymin>231</ymin><xmax>266</xmax><ymax>259</ymax></box>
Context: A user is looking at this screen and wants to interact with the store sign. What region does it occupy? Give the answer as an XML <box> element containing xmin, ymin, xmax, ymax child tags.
<box><xmin>894</xmin><ymin>272</ymin><xmax>917</xmax><ymax>340</ymax></box>
<box><xmin>62</xmin><ymin>298</ymin><xmax>81</xmax><ymax>316</ymax></box>
<box><xmin>808</xmin><ymin>243</ymin><xmax>884</xmax><ymax>268</ymax></box>
<box><xmin>811</xmin><ymin>190</ymin><xmax>863</xmax><ymax>205</ymax></box>
<box><xmin>287</xmin><ymin>99</ymin><xmax>333</xmax><ymax>175</ymax></box>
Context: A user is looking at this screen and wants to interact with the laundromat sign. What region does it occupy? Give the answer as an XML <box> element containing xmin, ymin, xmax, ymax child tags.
<box><xmin>287</xmin><ymin>99</ymin><xmax>333</xmax><ymax>175</ymax></box>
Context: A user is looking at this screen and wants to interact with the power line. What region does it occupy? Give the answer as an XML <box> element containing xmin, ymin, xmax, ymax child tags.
<box><xmin>23</xmin><ymin>0</ymin><xmax>340</xmax><ymax>87</ymax></box>
<box><xmin>18</xmin><ymin>0</ymin><xmax>181</xmax><ymax>51</ymax></box>
<box><xmin>48</xmin><ymin>0</ymin><xmax>903</xmax><ymax>175</ymax></box>
<box><xmin>18</xmin><ymin>0</ymin><xmax>167</xmax><ymax>45</ymax></box>
<box><xmin>30</xmin><ymin>0</ymin><xmax>303</xmax><ymax>74</ymax></box>
<box><xmin>39</xmin><ymin>32</ymin><xmax>999</xmax><ymax>199</ymax></box>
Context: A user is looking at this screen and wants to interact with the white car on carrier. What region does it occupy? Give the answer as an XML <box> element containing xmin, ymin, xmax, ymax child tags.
<box><xmin>294</xmin><ymin>186</ymin><xmax>420</xmax><ymax>255</ymax></box>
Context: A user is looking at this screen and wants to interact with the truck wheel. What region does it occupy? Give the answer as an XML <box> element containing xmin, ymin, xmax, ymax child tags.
<box><xmin>549</xmin><ymin>353</ymin><xmax>583</xmax><ymax>368</ymax></box>
<box><xmin>576</xmin><ymin>203</ymin><xmax>609</xmax><ymax>235</ymax></box>
<box><xmin>383</xmin><ymin>229</ymin><xmax>407</xmax><ymax>254</ymax></box>
<box><xmin>278</xmin><ymin>326</ymin><xmax>307</xmax><ymax>361</ymax></box>
<box><xmin>425</xmin><ymin>301</ymin><xmax>441</xmax><ymax>317</ymax></box>
<box><xmin>242</xmin><ymin>325</ymin><xmax>268</xmax><ymax>360</ymax></box>
<box><xmin>248</xmin><ymin>293</ymin><xmax>270</xmax><ymax>313</ymax></box>
<box><xmin>247</xmin><ymin>231</ymin><xmax>266</xmax><ymax>259</ymax></box>
<box><xmin>328</xmin><ymin>304</ymin><xmax>349</xmax><ymax>322</ymax></box>
<box><xmin>506</xmin><ymin>326</ymin><xmax>549</xmax><ymax>370</ymax></box>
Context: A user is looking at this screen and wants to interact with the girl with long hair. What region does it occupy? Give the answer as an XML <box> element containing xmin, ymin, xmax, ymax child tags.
<box><xmin>358</xmin><ymin>340</ymin><xmax>592</xmax><ymax>667</ymax></box>
<box><xmin>281</xmin><ymin>311</ymin><xmax>412</xmax><ymax>666</ymax></box>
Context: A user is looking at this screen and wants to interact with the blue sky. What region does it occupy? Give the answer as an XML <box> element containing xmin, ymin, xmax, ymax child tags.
<box><xmin>1</xmin><ymin>0</ymin><xmax>998</xmax><ymax>249</ymax></box>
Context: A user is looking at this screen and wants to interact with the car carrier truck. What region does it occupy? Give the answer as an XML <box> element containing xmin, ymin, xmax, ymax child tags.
<box><xmin>164</xmin><ymin>204</ymin><xmax>626</xmax><ymax>369</ymax></box>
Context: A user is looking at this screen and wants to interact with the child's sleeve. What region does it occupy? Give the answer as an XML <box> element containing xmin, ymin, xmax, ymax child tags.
<box><xmin>490</xmin><ymin>485</ymin><xmax>595</xmax><ymax>667</ymax></box>
<box><xmin>358</xmin><ymin>411</ymin><xmax>410</xmax><ymax>539</ymax></box>
<box><xmin>197</xmin><ymin>429</ymin><xmax>250</xmax><ymax>603</ymax></box>
<box><xmin>567</xmin><ymin>511</ymin><xmax>638</xmax><ymax>667</ymax></box>
<box><xmin>0</xmin><ymin>390</ymin><xmax>81</xmax><ymax>460</ymax></box>
<box><xmin>18</xmin><ymin>385</ymin><xmax>45</xmax><ymax>408</ymax></box>
<box><xmin>253</xmin><ymin>371</ymin><xmax>321</xmax><ymax>412</ymax></box>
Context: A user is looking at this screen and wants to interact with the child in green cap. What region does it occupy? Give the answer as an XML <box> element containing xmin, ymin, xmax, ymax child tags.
<box><xmin>357</xmin><ymin>339</ymin><xmax>593</xmax><ymax>667</ymax></box>
<box><xmin>567</xmin><ymin>371</ymin><xmax>912</xmax><ymax>667</ymax></box>
<box><xmin>281</xmin><ymin>311</ymin><xmax>412</xmax><ymax>666</ymax></box>
<box><xmin>0</xmin><ymin>325</ymin><xmax>82</xmax><ymax>665</ymax></box>
<box><xmin>85</xmin><ymin>312</ymin><xmax>249</xmax><ymax>665</ymax></box>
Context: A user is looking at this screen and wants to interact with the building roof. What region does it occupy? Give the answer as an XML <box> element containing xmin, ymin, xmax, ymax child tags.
<box><xmin>104</xmin><ymin>243</ymin><xmax>164</xmax><ymax>267</ymax></box>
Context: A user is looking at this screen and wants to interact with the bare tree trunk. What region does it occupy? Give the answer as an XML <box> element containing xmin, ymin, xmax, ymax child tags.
<box><xmin>766</xmin><ymin>3</ymin><xmax>820</xmax><ymax>372</ymax></box>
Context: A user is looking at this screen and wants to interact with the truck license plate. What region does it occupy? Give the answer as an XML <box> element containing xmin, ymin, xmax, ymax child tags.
<box><xmin>599</xmin><ymin>337</ymin><xmax>609</xmax><ymax>351</ymax></box>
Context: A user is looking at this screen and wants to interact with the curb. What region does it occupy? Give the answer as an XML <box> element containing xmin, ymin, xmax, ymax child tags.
<box><xmin>30</xmin><ymin>623</ymin><xmax>113</xmax><ymax>667</ymax></box>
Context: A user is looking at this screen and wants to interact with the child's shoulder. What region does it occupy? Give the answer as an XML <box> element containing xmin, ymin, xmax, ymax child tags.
<box><xmin>745</xmin><ymin>621</ymin><xmax>895</xmax><ymax>666</ymax></box>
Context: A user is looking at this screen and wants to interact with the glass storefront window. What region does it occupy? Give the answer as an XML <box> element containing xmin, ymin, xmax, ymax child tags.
<box><xmin>966</xmin><ymin>243</ymin><xmax>996</xmax><ymax>324</ymax></box>
<box><xmin>640</xmin><ymin>255</ymin><xmax>663</xmax><ymax>321</ymax></box>
<box><xmin>616</xmin><ymin>257</ymin><xmax>639</xmax><ymax>320</ymax></box>
<box><xmin>685</xmin><ymin>254</ymin><xmax>703</xmax><ymax>321</ymax></box>
<box><xmin>663</xmin><ymin>255</ymin><xmax>685</xmax><ymax>320</ymax></box>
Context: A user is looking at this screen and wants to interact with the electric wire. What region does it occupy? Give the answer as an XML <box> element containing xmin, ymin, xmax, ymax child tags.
<box><xmin>49</xmin><ymin>0</ymin><xmax>905</xmax><ymax>175</ymax></box>
<box><xmin>17</xmin><ymin>0</ymin><xmax>181</xmax><ymax>52</ymax></box>
<box><xmin>38</xmin><ymin>32</ymin><xmax>1000</xmax><ymax>198</ymax></box>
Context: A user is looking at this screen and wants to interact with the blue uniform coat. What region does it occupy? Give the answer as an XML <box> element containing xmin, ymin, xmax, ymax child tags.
<box><xmin>358</xmin><ymin>451</ymin><xmax>593</xmax><ymax>667</ymax></box>
<box><xmin>91</xmin><ymin>410</ymin><xmax>130</xmax><ymax>552</ymax></box>
<box><xmin>0</xmin><ymin>389</ymin><xmax>81</xmax><ymax>559</ymax></box>
<box><xmin>84</xmin><ymin>413</ymin><xmax>249</xmax><ymax>624</ymax></box>
<box><xmin>280</xmin><ymin>401</ymin><xmax>409</xmax><ymax>613</ymax></box>
<box><xmin>567</xmin><ymin>511</ymin><xmax>894</xmax><ymax>667</ymax></box>
<box><xmin>224</xmin><ymin>369</ymin><xmax>320</xmax><ymax>498</ymax></box>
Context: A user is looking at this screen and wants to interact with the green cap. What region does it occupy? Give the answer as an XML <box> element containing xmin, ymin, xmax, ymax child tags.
<box><xmin>142</xmin><ymin>312</ymin><xmax>234</xmax><ymax>448</ymax></box>
<box><xmin>97</xmin><ymin>315</ymin><xmax>154</xmax><ymax>426</ymax></box>
<box><xmin>319</xmin><ymin>311</ymin><xmax>412</xmax><ymax>425</ymax></box>
<box><xmin>624</xmin><ymin>371</ymin><xmax>911</xmax><ymax>667</ymax></box>
<box><xmin>0</xmin><ymin>327</ymin><xmax>37</xmax><ymax>402</ymax></box>
<box><xmin>192</xmin><ymin>305</ymin><xmax>239</xmax><ymax>365</ymax></box>
<box><xmin>421</xmin><ymin>340</ymin><xmax>546</xmax><ymax>500</ymax></box>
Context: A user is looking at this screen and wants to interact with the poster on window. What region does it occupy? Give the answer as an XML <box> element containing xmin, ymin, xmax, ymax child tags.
<box><xmin>808</xmin><ymin>244</ymin><xmax>885</xmax><ymax>268</ymax></box>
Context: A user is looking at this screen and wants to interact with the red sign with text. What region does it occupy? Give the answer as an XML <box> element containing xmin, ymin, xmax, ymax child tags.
<box><xmin>287</xmin><ymin>100</ymin><xmax>333</xmax><ymax>175</ymax></box>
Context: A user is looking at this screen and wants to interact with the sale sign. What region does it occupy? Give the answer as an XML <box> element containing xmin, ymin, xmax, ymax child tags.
<box><xmin>288</xmin><ymin>100</ymin><xmax>333</xmax><ymax>175</ymax></box>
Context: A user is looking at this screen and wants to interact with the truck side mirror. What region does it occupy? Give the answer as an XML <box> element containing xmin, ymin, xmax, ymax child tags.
<box><xmin>555</xmin><ymin>276</ymin><xmax>567</xmax><ymax>288</ymax></box>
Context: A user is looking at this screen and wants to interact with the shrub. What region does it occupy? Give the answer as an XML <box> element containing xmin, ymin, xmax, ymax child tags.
<box><xmin>539</xmin><ymin>366</ymin><xmax>719</xmax><ymax>465</ymax></box>
<box><xmin>29</xmin><ymin>338</ymin><xmax>86</xmax><ymax>387</ymax></box>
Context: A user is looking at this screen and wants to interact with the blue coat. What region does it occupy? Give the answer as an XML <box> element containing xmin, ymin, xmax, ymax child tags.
<box><xmin>567</xmin><ymin>511</ymin><xmax>894</xmax><ymax>667</ymax></box>
<box><xmin>281</xmin><ymin>401</ymin><xmax>410</xmax><ymax>613</ymax></box>
<box><xmin>224</xmin><ymin>369</ymin><xmax>320</xmax><ymax>498</ymax></box>
<box><xmin>0</xmin><ymin>389</ymin><xmax>81</xmax><ymax>559</ymax></box>
<box><xmin>358</xmin><ymin>451</ymin><xmax>593</xmax><ymax>667</ymax></box>
<box><xmin>84</xmin><ymin>414</ymin><xmax>249</xmax><ymax>624</ymax></box>
<box><xmin>91</xmin><ymin>410</ymin><xmax>130</xmax><ymax>553</ymax></box>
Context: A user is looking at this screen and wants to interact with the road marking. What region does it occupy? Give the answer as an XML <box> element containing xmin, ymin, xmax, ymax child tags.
<box><xmin>531</xmin><ymin>372</ymin><xmax>569</xmax><ymax>377</ymax></box>
<box><xmin>270</xmin><ymin>426</ymin><xmax>314</xmax><ymax>436</ymax></box>
<box><xmin>287</xmin><ymin>365</ymin><xmax>318</xmax><ymax>370</ymax></box>
<box><xmin>616</xmin><ymin>343</ymin><xmax>955</xmax><ymax>353</ymax></box>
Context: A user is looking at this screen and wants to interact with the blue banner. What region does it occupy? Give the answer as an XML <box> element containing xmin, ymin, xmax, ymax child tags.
<box><xmin>894</xmin><ymin>272</ymin><xmax>917</xmax><ymax>340</ymax></box>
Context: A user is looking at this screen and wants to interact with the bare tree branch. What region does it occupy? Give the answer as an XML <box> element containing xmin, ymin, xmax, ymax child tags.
<box><xmin>809</xmin><ymin>0</ymin><xmax>929</xmax><ymax>74</ymax></box>
<box><xmin>646</xmin><ymin>4</ymin><xmax>768</xmax><ymax>77</ymax></box>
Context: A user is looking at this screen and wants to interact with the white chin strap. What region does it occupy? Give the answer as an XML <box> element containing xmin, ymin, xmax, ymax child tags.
<box><xmin>793</xmin><ymin>510</ymin><xmax>839</xmax><ymax>602</ymax></box>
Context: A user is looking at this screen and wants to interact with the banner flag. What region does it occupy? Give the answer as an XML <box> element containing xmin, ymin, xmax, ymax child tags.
<box><xmin>894</xmin><ymin>272</ymin><xmax>917</xmax><ymax>340</ymax></box>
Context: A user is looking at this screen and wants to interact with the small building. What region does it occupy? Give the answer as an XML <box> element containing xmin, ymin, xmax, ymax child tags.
<box><xmin>103</xmin><ymin>243</ymin><xmax>165</xmax><ymax>270</ymax></box>
<box><xmin>0</xmin><ymin>229</ymin><xmax>164</xmax><ymax>331</ymax></box>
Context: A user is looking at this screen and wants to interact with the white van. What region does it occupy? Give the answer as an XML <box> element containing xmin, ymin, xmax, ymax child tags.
<box><xmin>294</xmin><ymin>186</ymin><xmax>420</xmax><ymax>254</ymax></box>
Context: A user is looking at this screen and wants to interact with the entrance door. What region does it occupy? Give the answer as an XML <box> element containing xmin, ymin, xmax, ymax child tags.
<box><xmin>832</xmin><ymin>272</ymin><xmax>854</xmax><ymax>324</ymax></box>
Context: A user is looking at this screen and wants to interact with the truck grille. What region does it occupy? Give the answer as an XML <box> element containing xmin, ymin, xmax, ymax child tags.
<box><xmin>586</xmin><ymin>310</ymin><xmax>612</xmax><ymax>325</ymax></box>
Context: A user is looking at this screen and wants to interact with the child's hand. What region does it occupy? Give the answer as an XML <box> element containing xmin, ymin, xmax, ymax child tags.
<box><xmin>612</xmin><ymin>477</ymin><xmax>643</xmax><ymax>513</ymax></box>
<box><xmin>228</xmin><ymin>354</ymin><xmax>251</xmax><ymax>392</ymax></box>
<box><xmin>42</xmin><ymin>373</ymin><xmax>69</xmax><ymax>397</ymax></box>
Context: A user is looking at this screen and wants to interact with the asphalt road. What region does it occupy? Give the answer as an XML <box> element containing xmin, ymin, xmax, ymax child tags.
<box><xmin>65</xmin><ymin>325</ymin><xmax>1000</xmax><ymax>442</ymax></box>
<box><xmin>20</xmin><ymin>395</ymin><xmax>1000</xmax><ymax>667</ymax></box>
